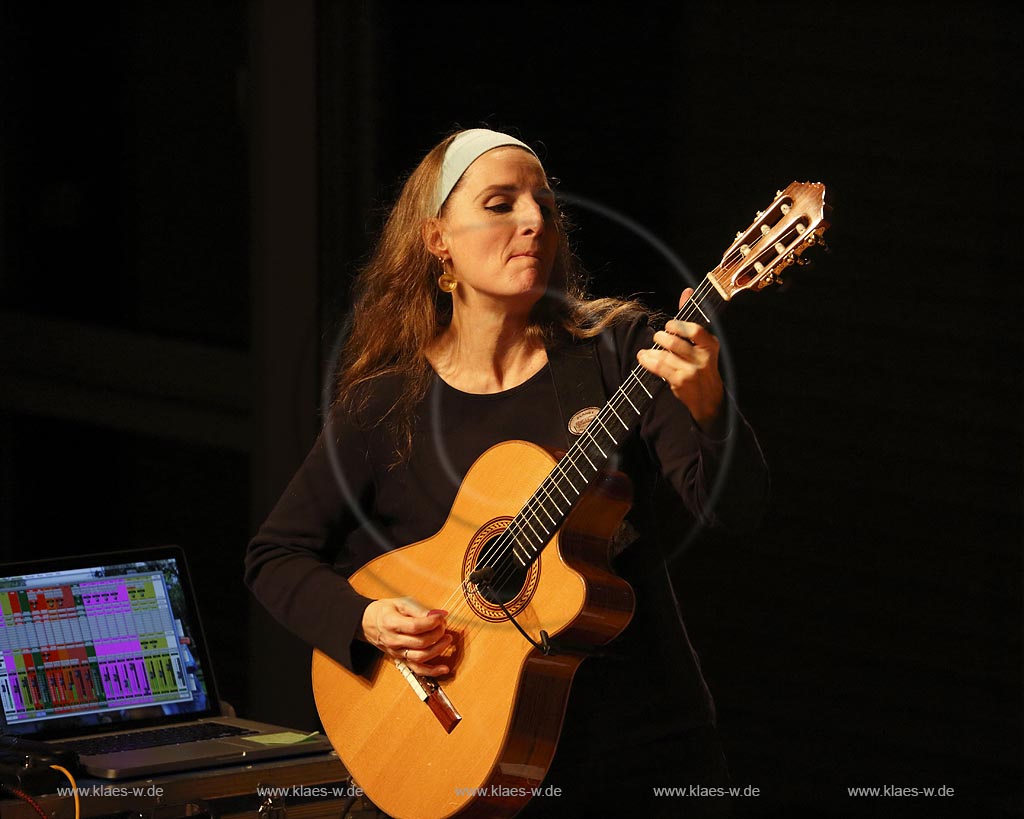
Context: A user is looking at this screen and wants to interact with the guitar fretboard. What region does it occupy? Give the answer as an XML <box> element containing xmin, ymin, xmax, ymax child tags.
<box><xmin>500</xmin><ymin>276</ymin><xmax>728</xmax><ymax>568</ymax></box>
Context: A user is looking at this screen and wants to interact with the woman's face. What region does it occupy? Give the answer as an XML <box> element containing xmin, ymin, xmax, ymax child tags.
<box><xmin>433</xmin><ymin>147</ymin><xmax>558</xmax><ymax>316</ymax></box>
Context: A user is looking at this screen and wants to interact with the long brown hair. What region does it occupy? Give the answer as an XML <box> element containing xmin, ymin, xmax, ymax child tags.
<box><xmin>334</xmin><ymin>129</ymin><xmax>647</xmax><ymax>461</ymax></box>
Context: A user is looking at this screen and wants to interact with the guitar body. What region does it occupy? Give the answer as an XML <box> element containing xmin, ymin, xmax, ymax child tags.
<box><xmin>312</xmin><ymin>439</ymin><xmax>634</xmax><ymax>819</ymax></box>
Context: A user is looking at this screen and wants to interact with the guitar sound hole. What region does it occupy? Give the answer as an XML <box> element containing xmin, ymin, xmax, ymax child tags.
<box><xmin>473</xmin><ymin>535</ymin><xmax>528</xmax><ymax>607</ymax></box>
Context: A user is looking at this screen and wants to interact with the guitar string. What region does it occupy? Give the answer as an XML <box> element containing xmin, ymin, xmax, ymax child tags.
<box><xmin>427</xmin><ymin>214</ymin><xmax>814</xmax><ymax>656</ymax></box>
<box><xmin>431</xmin><ymin>215</ymin><xmax>818</xmax><ymax>652</ymax></box>
<box><xmin>433</xmin><ymin>275</ymin><xmax>721</xmax><ymax>628</ymax></box>
<box><xmin>399</xmin><ymin>203</ymin><xmax>822</xmax><ymax>667</ymax></box>
<box><xmin>433</xmin><ymin>269</ymin><xmax>735</xmax><ymax>652</ymax></box>
<box><xmin>430</xmin><ymin>283</ymin><xmax>704</xmax><ymax>626</ymax></box>
<box><xmin>465</xmin><ymin>276</ymin><xmax>719</xmax><ymax>600</ymax></box>
<box><xmin>419</xmin><ymin>286</ymin><xmax>714</xmax><ymax>659</ymax></box>
<box><xmin>428</xmin><ymin>276</ymin><xmax>722</xmax><ymax>637</ymax></box>
<box><xmin>469</xmin><ymin>214</ymin><xmax>822</xmax><ymax>607</ymax></box>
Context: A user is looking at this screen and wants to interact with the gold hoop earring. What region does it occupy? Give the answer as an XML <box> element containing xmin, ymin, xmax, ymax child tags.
<box><xmin>437</xmin><ymin>259</ymin><xmax>457</xmax><ymax>293</ymax></box>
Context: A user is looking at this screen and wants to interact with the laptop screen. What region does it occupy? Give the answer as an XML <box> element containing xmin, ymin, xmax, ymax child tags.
<box><xmin>0</xmin><ymin>548</ymin><xmax>219</xmax><ymax>738</ymax></box>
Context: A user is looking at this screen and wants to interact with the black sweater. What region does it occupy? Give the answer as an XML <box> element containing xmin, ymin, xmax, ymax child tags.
<box><xmin>245</xmin><ymin>317</ymin><xmax>769</xmax><ymax>747</ymax></box>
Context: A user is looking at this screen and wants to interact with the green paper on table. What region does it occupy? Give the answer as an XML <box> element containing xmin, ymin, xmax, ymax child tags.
<box><xmin>245</xmin><ymin>731</ymin><xmax>323</xmax><ymax>745</ymax></box>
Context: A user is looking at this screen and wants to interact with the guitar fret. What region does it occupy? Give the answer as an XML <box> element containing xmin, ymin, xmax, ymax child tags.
<box><xmin>510</xmin><ymin>536</ymin><xmax>529</xmax><ymax>564</ymax></box>
<box><xmin>550</xmin><ymin>478</ymin><xmax>571</xmax><ymax>506</ymax></box>
<box><xmin>536</xmin><ymin>497</ymin><xmax>557</xmax><ymax>527</ymax></box>
<box><xmin>518</xmin><ymin>532</ymin><xmax>541</xmax><ymax>561</ymax></box>
<box><xmin>584</xmin><ymin>439</ymin><xmax>606</xmax><ymax>465</ymax></box>
<box><xmin>521</xmin><ymin>509</ymin><xmax>543</xmax><ymax>539</ymax></box>
<box><xmin>540</xmin><ymin>501</ymin><xmax>557</xmax><ymax>532</ymax></box>
<box><xmin>537</xmin><ymin>487</ymin><xmax>561</xmax><ymax>518</ymax></box>
<box><xmin>557</xmin><ymin>467</ymin><xmax>579</xmax><ymax>493</ymax></box>
<box><xmin>521</xmin><ymin>531</ymin><xmax>542</xmax><ymax>555</ymax></box>
<box><xmin>595</xmin><ymin>416</ymin><xmax>618</xmax><ymax>445</ymax></box>
<box><xmin>567</xmin><ymin>454</ymin><xmax>588</xmax><ymax>481</ymax></box>
<box><xmin>537</xmin><ymin>487</ymin><xmax>560</xmax><ymax>522</ymax></box>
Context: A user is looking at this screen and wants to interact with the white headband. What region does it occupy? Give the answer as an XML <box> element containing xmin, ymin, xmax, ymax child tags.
<box><xmin>433</xmin><ymin>128</ymin><xmax>537</xmax><ymax>214</ymax></box>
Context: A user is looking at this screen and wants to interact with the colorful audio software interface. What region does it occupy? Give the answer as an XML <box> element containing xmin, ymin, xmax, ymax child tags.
<box><xmin>0</xmin><ymin>563</ymin><xmax>196</xmax><ymax>726</ymax></box>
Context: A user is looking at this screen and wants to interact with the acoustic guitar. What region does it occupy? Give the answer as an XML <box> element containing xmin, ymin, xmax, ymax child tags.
<box><xmin>312</xmin><ymin>181</ymin><xmax>831</xmax><ymax>818</ymax></box>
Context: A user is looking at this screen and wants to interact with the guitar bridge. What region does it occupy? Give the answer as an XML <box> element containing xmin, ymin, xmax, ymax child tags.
<box><xmin>393</xmin><ymin>659</ymin><xmax>461</xmax><ymax>734</ymax></box>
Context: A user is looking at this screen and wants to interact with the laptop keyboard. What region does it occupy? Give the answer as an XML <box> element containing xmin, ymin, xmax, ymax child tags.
<box><xmin>61</xmin><ymin>722</ymin><xmax>259</xmax><ymax>756</ymax></box>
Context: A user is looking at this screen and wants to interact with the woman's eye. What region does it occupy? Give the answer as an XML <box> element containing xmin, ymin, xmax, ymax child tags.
<box><xmin>485</xmin><ymin>203</ymin><xmax>512</xmax><ymax>213</ymax></box>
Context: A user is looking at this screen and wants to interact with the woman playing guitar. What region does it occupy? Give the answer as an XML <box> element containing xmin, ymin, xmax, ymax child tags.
<box><xmin>245</xmin><ymin>128</ymin><xmax>770</xmax><ymax>818</ymax></box>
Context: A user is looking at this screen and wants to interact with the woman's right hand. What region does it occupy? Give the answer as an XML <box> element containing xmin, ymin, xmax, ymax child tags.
<box><xmin>360</xmin><ymin>598</ymin><xmax>453</xmax><ymax>676</ymax></box>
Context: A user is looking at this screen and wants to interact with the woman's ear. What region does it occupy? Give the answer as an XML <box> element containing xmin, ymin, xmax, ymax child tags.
<box><xmin>422</xmin><ymin>217</ymin><xmax>447</xmax><ymax>258</ymax></box>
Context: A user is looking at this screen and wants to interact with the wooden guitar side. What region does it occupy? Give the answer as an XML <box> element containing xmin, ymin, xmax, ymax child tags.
<box><xmin>311</xmin><ymin>439</ymin><xmax>634</xmax><ymax>819</ymax></box>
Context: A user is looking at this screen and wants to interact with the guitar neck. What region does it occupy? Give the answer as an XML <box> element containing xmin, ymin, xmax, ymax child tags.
<box><xmin>501</xmin><ymin>180</ymin><xmax>831</xmax><ymax>568</ymax></box>
<box><xmin>504</xmin><ymin>275</ymin><xmax>728</xmax><ymax>568</ymax></box>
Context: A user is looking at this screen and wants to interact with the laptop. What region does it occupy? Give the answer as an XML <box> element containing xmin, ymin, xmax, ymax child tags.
<box><xmin>0</xmin><ymin>545</ymin><xmax>335</xmax><ymax>779</ymax></box>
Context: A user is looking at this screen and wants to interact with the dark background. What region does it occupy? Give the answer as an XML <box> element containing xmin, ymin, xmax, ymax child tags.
<box><xmin>1</xmin><ymin>2</ymin><xmax>1019</xmax><ymax>816</ymax></box>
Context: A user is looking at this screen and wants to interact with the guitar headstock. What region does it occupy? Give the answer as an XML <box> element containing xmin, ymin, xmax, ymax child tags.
<box><xmin>709</xmin><ymin>181</ymin><xmax>831</xmax><ymax>300</ymax></box>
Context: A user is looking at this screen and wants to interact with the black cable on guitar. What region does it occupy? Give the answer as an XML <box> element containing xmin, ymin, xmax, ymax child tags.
<box><xmin>472</xmin><ymin>567</ymin><xmax>621</xmax><ymax>659</ymax></box>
